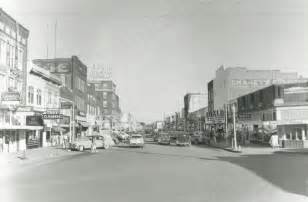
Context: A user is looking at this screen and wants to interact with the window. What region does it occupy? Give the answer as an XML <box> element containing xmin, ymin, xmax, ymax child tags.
<box><xmin>28</xmin><ymin>86</ymin><xmax>34</xmax><ymax>104</ymax></box>
<box><xmin>6</xmin><ymin>42</ymin><xmax>10</xmax><ymax>66</ymax></box>
<box><xmin>103</xmin><ymin>92</ymin><xmax>107</xmax><ymax>99</ymax></box>
<box><xmin>103</xmin><ymin>101</ymin><xmax>108</xmax><ymax>108</ymax></box>
<box><xmin>36</xmin><ymin>89</ymin><xmax>42</xmax><ymax>105</ymax></box>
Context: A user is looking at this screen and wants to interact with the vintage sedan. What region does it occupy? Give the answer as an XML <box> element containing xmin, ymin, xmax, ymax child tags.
<box><xmin>128</xmin><ymin>134</ymin><xmax>144</xmax><ymax>148</ymax></box>
<box><xmin>70</xmin><ymin>136</ymin><xmax>104</xmax><ymax>151</ymax></box>
<box><xmin>176</xmin><ymin>133</ymin><xmax>191</xmax><ymax>146</ymax></box>
<box><xmin>157</xmin><ymin>133</ymin><xmax>170</xmax><ymax>145</ymax></box>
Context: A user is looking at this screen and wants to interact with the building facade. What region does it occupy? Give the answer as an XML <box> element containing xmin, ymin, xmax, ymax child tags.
<box><xmin>89</xmin><ymin>80</ymin><xmax>121</xmax><ymax>130</ymax></box>
<box><xmin>209</xmin><ymin>66</ymin><xmax>308</xmax><ymax>111</ymax></box>
<box><xmin>33</xmin><ymin>56</ymin><xmax>88</xmax><ymax>139</ymax></box>
<box><xmin>0</xmin><ymin>9</ymin><xmax>30</xmax><ymax>153</ymax></box>
<box><xmin>27</xmin><ymin>63</ymin><xmax>62</xmax><ymax>148</ymax></box>
<box><xmin>236</xmin><ymin>82</ymin><xmax>308</xmax><ymax>148</ymax></box>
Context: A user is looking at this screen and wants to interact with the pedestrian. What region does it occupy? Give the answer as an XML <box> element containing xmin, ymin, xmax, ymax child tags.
<box><xmin>63</xmin><ymin>134</ymin><xmax>68</xmax><ymax>149</ymax></box>
<box><xmin>91</xmin><ymin>137</ymin><xmax>97</xmax><ymax>153</ymax></box>
<box><xmin>269</xmin><ymin>134</ymin><xmax>279</xmax><ymax>149</ymax></box>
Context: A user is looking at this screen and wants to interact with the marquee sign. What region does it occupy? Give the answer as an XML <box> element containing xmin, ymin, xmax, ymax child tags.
<box><xmin>42</xmin><ymin>113</ymin><xmax>63</xmax><ymax>119</ymax></box>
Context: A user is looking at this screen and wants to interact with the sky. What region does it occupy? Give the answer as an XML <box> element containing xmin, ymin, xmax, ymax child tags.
<box><xmin>1</xmin><ymin>0</ymin><xmax>308</xmax><ymax>122</ymax></box>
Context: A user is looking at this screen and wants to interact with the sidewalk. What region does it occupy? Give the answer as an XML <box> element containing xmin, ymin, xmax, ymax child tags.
<box><xmin>0</xmin><ymin>146</ymin><xmax>79</xmax><ymax>168</ymax></box>
<box><xmin>207</xmin><ymin>140</ymin><xmax>308</xmax><ymax>155</ymax></box>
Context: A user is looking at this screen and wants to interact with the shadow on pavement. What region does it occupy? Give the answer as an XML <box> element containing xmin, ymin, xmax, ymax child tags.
<box><xmin>215</xmin><ymin>153</ymin><xmax>308</xmax><ymax>197</ymax></box>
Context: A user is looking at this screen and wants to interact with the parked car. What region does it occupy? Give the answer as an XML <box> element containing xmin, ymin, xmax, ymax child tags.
<box><xmin>158</xmin><ymin>133</ymin><xmax>170</xmax><ymax>145</ymax></box>
<box><xmin>70</xmin><ymin>136</ymin><xmax>104</xmax><ymax>151</ymax></box>
<box><xmin>176</xmin><ymin>133</ymin><xmax>191</xmax><ymax>146</ymax></box>
<box><xmin>129</xmin><ymin>134</ymin><xmax>144</xmax><ymax>148</ymax></box>
<box><xmin>191</xmin><ymin>132</ymin><xmax>203</xmax><ymax>144</ymax></box>
<box><xmin>169</xmin><ymin>135</ymin><xmax>177</xmax><ymax>145</ymax></box>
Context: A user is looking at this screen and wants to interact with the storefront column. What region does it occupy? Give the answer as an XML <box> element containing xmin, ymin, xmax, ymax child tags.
<box><xmin>19</xmin><ymin>131</ymin><xmax>26</xmax><ymax>151</ymax></box>
<box><xmin>302</xmin><ymin>129</ymin><xmax>306</xmax><ymax>141</ymax></box>
<box><xmin>295</xmin><ymin>131</ymin><xmax>299</xmax><ymax>140</ymax></box>
<box><xmin>42</xmin><ymin>131</ymin><xmax>47</xmax><ymax>147</ymax></box>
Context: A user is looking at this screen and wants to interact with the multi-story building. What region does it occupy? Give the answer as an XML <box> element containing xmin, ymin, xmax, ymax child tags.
<box><xmin>88</xmin><ymin>79</ymin><xmax>121</xmax><ymax>129</ymax></box>
<box><xmin>236</xmin><ymin>82</ymin><xmax>308</xmax><ymax>148</ymax></box>
<box><xmin>183</xmin><ymin>93</ymin><xmax>207</xmax><ymax>131</ymax></box>
<box><xmin>86</xmin><ymin>83</ymin><xmax>101</xmax><ymax>129</ymax></box>
<box><xmin>33</xmin><ymin>56</ymin><xmax>88</xmax><ymax>138</ymax></box>
<box><xmin>208</xmin><ymin>66</ymin><xmax>308</xmax><ymax>112</ymax></box>
<box><xmin>27</xmin><ymin>63</ymin><xmax>62</xmax><ymax>148</ymax></box>
<box><xmin>0</xmin><ymin>9</ymin><xmax>30</xmax><ymax>153</ymax></box>
<box><xmin>184</xmin><ymin>93</ymin><xmax>207</xmax><ymax>119</ymax></box>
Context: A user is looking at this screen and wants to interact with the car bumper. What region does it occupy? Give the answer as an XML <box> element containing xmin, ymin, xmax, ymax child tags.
<box><xmin>129</xmin><ymin>143</ymin><xmax>144</xmax><ymax>147</ymax></box>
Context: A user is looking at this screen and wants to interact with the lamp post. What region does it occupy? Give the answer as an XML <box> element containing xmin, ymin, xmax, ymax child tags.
<box><xmin>232</xmin><ymin>103</ymin><xmax>237</xmax><ymax>150</ymax></box>
<box><xmin>59</xmin><ymin>97</ymin><xmax>75</xmax><ymax>143</ymax></box>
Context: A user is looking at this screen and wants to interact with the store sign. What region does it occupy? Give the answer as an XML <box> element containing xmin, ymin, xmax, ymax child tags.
<box><xmin>59</xmin><ymin>115</ymin><xmax>70</xmax><ymax>125</ymax></box>
<box><xmin>26</xmin><ymin>116</ymin><xmax>43</xmax><ymax>126</ymax></box>
<box><xmin>60</xmin><ymin>102</ymin><xmax>72</xmax><ymax>109</ymax></box>
<box><xmin>17</xmin><ymin>106</ymin><xmax>33</xmax><ymax>112</ymax></box>
<box><xmin>42</xmin><ymin>113</ymin><xmax>63</xmax><ymax>119</ymax></box>
<box><xmin>1</xmin><ymin>91</ymin><xmax>21</xmax><ymax>101</ymax></box>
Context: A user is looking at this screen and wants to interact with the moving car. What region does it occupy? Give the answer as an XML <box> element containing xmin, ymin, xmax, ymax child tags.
<box><xmin>70</xmin><ymin>136</ymin><xmax>104</xmax><ymax>151</ymax></box>
<box><xmin>129</xmin><ymin>134</ymin><xmax>144</xmax><ymax>148</ymax></box>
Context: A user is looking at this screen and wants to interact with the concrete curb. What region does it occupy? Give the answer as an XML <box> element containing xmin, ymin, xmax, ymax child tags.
<box><xmin>206</xmin><ymin>143</ymin><xmax>242</xmax><ymax>153</ymax></box>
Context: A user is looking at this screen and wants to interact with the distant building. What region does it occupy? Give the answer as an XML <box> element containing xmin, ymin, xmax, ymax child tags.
<box><xmin>0</xmin><ymin>8</ymin><xmax>30</xmax><ymax>153</ymax></box>
<box><xmin>86</xmin><ymin>83</ymin><xmax>100</xmax><ymax>128</ymax></box>
<box><xmin>236</xmin><ymin>82</ymin><xmax>308</xmax><ymax>148</ymax></box>
<box><xmin>88</xmin><ymin>79</ymin><xmax>121</xmax><ymax>129</ymax></box>
<box><xmin>184</xmin><ymin>93</ymin><xmax>207</xmax><ymax>120</ymax></box>
<box><xmin>208</xmin><ymin>66</ymin><xmax>308</xmax><ymax>112</ymax></box>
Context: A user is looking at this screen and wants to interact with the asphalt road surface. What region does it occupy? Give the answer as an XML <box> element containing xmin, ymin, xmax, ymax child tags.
<box><xmin>1</xmin><ymin>143</ymin><xmax>308</xmax><ymax>202</ymax></box>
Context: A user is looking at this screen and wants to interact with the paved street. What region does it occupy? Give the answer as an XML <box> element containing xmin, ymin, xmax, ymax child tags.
<box><xmin>1</xmin><ymin>144</ymin><xmax>308</xmax><ymax>202</ymax></box>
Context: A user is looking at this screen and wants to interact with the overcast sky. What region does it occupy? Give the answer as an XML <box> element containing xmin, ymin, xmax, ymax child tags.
<box><xmin>1</xmin><ymin>0</ymin><xmax>308</xmax><ymax>122</ymax></box>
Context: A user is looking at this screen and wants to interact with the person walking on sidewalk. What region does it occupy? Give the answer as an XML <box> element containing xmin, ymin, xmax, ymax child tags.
<box><xmin>91</xmin><ymin>137</ymin><xmax>97</xmax><ymax>153</ymax></box>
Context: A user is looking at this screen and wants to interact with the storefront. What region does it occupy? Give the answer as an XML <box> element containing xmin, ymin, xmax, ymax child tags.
<box><xmin>0</xmin><ymin>126</ymin><xmax>43</xmax><ymax>153</ymax></box>
<box><xmin>278</xmin><ymin>124</ymin><xmax>308</xmax><ymax>148</ymax></box>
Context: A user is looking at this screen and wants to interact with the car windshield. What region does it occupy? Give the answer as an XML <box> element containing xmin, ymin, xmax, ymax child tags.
<box><xmin>131</xmin><ymin>136</ymin><xmax>142</xmax><ymax>139</ymax></box>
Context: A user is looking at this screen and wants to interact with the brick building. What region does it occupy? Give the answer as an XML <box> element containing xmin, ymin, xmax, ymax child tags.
<box><xmin>33</xmin><ymin>56</ymin><xmax>89</xmax><ymax>138</ymax></box>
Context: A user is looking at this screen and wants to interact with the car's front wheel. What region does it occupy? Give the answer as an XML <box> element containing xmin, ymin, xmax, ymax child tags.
<box><xmin>79</xmin><ymin>145</ymin><xmax>84</xmax><ymax>152</ymax></box>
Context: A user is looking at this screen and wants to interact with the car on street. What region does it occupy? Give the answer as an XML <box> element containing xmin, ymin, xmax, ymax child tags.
<box><xmin>191</xmin><ymin>132</ymin><xmax>203</xmax><ymax>144</ymax></box>
<box><xmin>157</xmin><ymin>133</ymin><xmax>170</xmax><ymax>145</ymax></box>
<box><xmin>176</xmin><ymin>133</ymin><xmax>191</xmax><ymax>146</ymax></box>
<box><xmin>128</xmin><ymin>134</ymin><xmax>145</xmax><ymax>148</ymax></box>
<box><xmin>70</xmin><ymin>136</ymin><xmax>104</xmax><ymax>151</ymax></box>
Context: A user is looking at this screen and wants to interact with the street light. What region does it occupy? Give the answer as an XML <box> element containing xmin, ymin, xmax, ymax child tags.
<box><xmin>59</xmin><ymin>97</ymin><xmax>75</xmax><ymax>143</ymax></box>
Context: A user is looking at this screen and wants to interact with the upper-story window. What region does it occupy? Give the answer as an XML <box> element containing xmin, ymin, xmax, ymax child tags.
<box><xmin>28</xmin><ymin>86</ymin><xmax>34</xmax><ymax>104</ymax></box>
<box><xmin>36</xmin><ymin>89</ymin><xmax>42</xmax><ymax>105</ymax></box>
<box><xmin>103</xmin><ymin>92</ymin><xmax>107</xmax><ymax>99</ymax></box>
<box><xmin>103</xmin><ymin>101</ymin><xmax>108</xmax><ymax>108</ymax></box>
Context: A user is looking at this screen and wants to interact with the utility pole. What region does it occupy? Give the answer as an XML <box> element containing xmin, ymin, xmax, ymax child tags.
<box><xmin>232</xmin><ymin>104</ymin><xmax>237</xmax><ymax>150</ymax></box>
<box><xmin>225</xmin><ymin>104</ymin><xmax>228</xmax><ymax>144</ymax></box>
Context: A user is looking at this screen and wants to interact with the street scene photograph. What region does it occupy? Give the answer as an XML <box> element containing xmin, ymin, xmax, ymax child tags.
<box><xmin>1</xmin><ymin>0</ymin><xmax>308</xmax><ymax>202</ymax></box>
